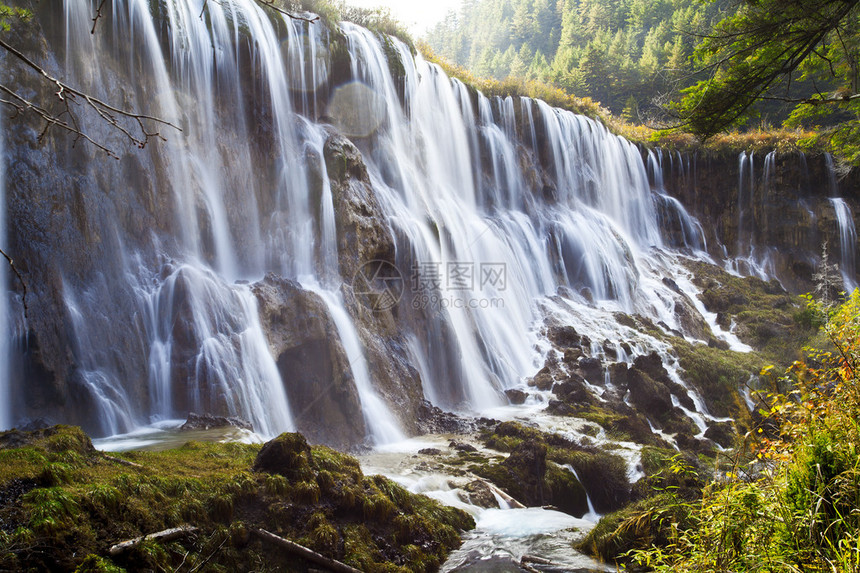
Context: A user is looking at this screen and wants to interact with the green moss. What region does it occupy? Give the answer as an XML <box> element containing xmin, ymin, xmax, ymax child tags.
<box><xmin>685</xmin><ymin>259</ymin><xmax>816</xmax><ymax>363</ymax></box>
<box><xmin>74</xmin><ymin>554</ymin><xmax>127</xmax><ymax>572</ymax></box>
<box><xmin>673</xmin><ymin>340</ymin><xmax>762</xmax><ymax>420</ymax></box>
<box><xmin>0</xmin><ymin>426</ymin><xmax>474</xmax><ymax>572</ymax></box>
<box><xmin>576</xmin><ymin>493</ymin><xmax>693</xmax><ymax>565</ymax></box>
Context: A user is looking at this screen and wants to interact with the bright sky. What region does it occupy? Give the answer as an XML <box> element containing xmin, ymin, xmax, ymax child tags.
<box><xmin>343</xmin><ymin>0</ymin><xmax>464</xmax><ymax>36</ymax></box>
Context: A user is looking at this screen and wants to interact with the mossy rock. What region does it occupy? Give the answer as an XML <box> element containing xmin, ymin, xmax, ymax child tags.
<box><xmin>0</xmin><ymin>426</ymin><xmax>474</xmax><ymax>573</ymax></box>
<box><xmin>673</xmin><ymin>340</ymin><xmax>761</xmax><ymax>421</ymax></box>
<box><xmin>565</xmin><ymin>451</ymin><xmax>630</xmax><ymax>513</ymax></box>
<box><xmin>575</xmin><ymin>493</ymin><xmax>694</xmax><ymax>565</ymax></box>
<box><xmin>252</xmin><ymin>432</ymin><xmax>314</xmax><ymax>480</ymax></box>
<box><xmin>0</xmin><ymin>425</ymin><xmax>94</xmax><ymax>455</ymax></box>
<box><xmin>630</xmin><ymin>447</ymin><xmax>705</xmax><ymax>502</ymax></box>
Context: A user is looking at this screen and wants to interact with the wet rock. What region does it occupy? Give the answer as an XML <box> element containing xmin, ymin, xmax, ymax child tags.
<box><xmin>504</xmin><ymin>388</ymin><xmax>527</xmax><ymax>405</ymax></box>
<box><xmin>607</xmin><ymin>410</ymin><xmax>669</xmax><ymax>447</ymax></box>
<box><xmin>546</xmin><ymin>325</ymin><xmax>581</xmax><ymax>348</ymax></box>
<box><xmin>450</xmin><ymin>440</ymin><xmax>478</xmax><ymax>453</ymax></box>
<box><xmin>418</xmin><ymin>448</ymin><xmax>442</xmax><ymax>456</ymax></box>
<box><xmin>704</xmin><ymin>421</ymin><xmax>737</xmax><ymax>448</ymax></box>
<box><xmin>417</xmin><ymin>401</ymin><xmax>470</xmax><ymax>434</ymax></box>
<box><xmin>551</xmin><ymin>378</ymin><xmax>589</xmax><ymax>404</ymax></box>
<box><xmin>675</xmin><ymin>433</ymin><xmax>717</xmax><ymax>457</ymax></box>
<box><xmin>578</xmin><ymin>357</ymin><xmax>604</xmax><ymax>383</ymax></box>
<box><xmin>252</xmin><ymin>433</ymin><xmax>313</xmax><ymax>479</ymax></box>
<box><xmin>546</xmin><ymin>399</ymin><xmax>575</xmax><ymax>416</ymax></box>
<box><xmin>568</xmin><ymin>450</ymin><xmax>631</xmax><ymax>513</ymax></box>
<box><xmin>626</xmin><ymin>369</ymin><xmax>673</xmax><ymax>423</ymax></box>
<box><xmin>462</xmin><ymin>480</ymin><xmax>500</xmax><ymax>509</ymax></box>
<box><xmin>180</xmin><ymin>412</ymin><xmax>253</xmax><ymax>432</ymax></box>
<box><xmin>503</xmin><ymin>440</ymin><xmax>547</xmax><ymax>502</ymax></box>
<box><xmin>562</xmin><ymin>347</ymin><xmax>584</xmax><ymax>364</ymax></box>
<box><xmin>632</xmin><ymin>352</ymin><xmax>671</xmax><ymax>383</ymax></box>
<box><xmin>476</xmin><ymin>437</ymin><xmax>588</xmax><ymax>517</ymax></box>
<box><xmin>607</xmin><ymin>362</ymin><xmax>629</xmax><ymax>387</ymax></box>
<box><xmin>323</xmin><ymin>130</ymin><xmax>396</xmax><ymax>281</ymax></box>
<box><xmin>528</xmin><ymin>366</ymin><xmax>555</xmax><ymax>391</ymax></box>
<box><xmin>662</xmin><ymin>277</ymin><xmax>681</xmax><ymax>293</ymax></box>
<box><xmin>602</xmin><ymin>341</ymin><xmax>618</xmax><ymax>360</ymax></box>
<box><xmin>252</xmin><ymin>274</ymin><xmax>365</xmax><ymax>449</ymax></box>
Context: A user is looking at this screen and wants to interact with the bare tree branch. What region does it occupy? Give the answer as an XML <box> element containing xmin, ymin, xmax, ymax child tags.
<box><xmin>0</xmin><ymin>38</ymin><xmax>181</xmax><ymax>159</ymax></box>
<box><xmin>759</xmin><ymin>92</ymin><xmax>860</xmax><ymax>105</ymax></box>
<box><xmin>199</xmin><ymin>0</ymin><xmax>320</xmax><ymax>23</ymax></box>
<box><xmin>91</xmin><ymin>0</ymin><xmax>107</xmax><ymax>34</ymax></box>
<box><xmin>0</xmin><ymin>246</ymin><xmax>27</xmax><ymax>318</ymax></box>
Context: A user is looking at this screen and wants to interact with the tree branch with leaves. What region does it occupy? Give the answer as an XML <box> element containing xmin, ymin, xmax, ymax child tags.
<box><xmin>675</xmin><ymin>0</ymin><xmax>860</xmax><ymax>164</ymax></box>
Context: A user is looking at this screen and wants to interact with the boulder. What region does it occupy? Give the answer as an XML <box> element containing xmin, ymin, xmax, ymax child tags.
<box><xmin>476</xmin><ymin>439</ymin><xmax>588</xmax><ymax>517</ymax></box>
<box><xmin>252</xmin><ymin>433</ymin><xmax>314</xmax><ymax>479</ymax></box>
<box><xmin>505</xmin><ymin>388</ymin><xmax>528</xmax><ymax>405</ymax></box>
<box><xmin>626</xmin><ymin>369</ymin><xmax>673</xmax><ymax>425</ymax></box>
<box><xmin>704</xmin><ymin>421</ymin><xmax>737</xmax><ymax>448</ymax></box>
<box><xmin>578</xmin><ymin>357</ymin><xmax>604</xmax><ymax>383</ymax></box>
<box><xmin>252</xmin><ymin>274</ymin><xmax>365</xmax><ymax>448</ymax></box>
<box><xmin>462</xmin><ymin>480</ymin><xmax>500</xmax><ymax>509</ymax></box>
<box><xmin>180</xmin><ymin>412</ymin><xmax>253</xmax><ymax>432</ymax></box>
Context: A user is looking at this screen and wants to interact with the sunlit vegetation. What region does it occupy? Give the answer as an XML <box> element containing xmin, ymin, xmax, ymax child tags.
<box><xmin>579</xmin><ymin>290</ymin><xmax>860</xmax><ymax>572</ymax></box>
<box><xmin>426</xmin><ymin>0</ymin><xmax>860</xmax><ymax>164</ymax></box>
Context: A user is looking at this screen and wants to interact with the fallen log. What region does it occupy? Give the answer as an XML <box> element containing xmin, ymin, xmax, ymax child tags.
<box><xmin>253</xmin><ymin>528</ymin><xmax>361</xmax><ymax>573</ymax></box>
<box><xmin>486</xmin><ymin>483</ymin><xmax>526</xmax><ymax>508</ymax></box>
<box><xmin>101</xmin><ymin>454</ymin><xmax>144</xmax><ymax>469</ymax></box>
<box><xmin>109</xmin><ymin>525</ymin><xmax>199</xmax><ymax>556</ymax></box>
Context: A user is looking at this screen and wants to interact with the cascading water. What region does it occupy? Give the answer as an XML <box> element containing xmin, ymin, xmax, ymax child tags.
<box><xmin>831</xmin><ymin>198</ymin><xmax>858</xmax><ymax>292</ymax></box>
<box><xmin>6</xmin><ymin>0</ymin><xmax>852</xmax><ymax>447</ymax></box>
<box><xmin>0</xmin><ymin>113</ymin><xmax>9</xmax><ymax>431</ymax></box>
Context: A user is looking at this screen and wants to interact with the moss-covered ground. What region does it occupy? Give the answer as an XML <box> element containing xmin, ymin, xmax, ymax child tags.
<box><xmin>0</xmin><ymin>427</ymin><xmax>473</xmax><ymax>572</ymax></box>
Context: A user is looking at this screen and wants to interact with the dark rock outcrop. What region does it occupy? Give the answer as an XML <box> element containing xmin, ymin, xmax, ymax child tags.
<box><xmin>659</xmin><ymin>150</ymin><xmax>860</xmax><ymax>294</ymax></box>
<box><xmin>180</xmin><ymin>412</ymin><xmax>253</xmax><ymax>432</ymax></box>
<box><xmin>252</xmin><ymin>274</ymin><xmax>366</xmax><ymax>449</ymax></box>
<box><xmin>252</xmin><ymin>432</ymin><xmax>314</xmax><ymax>478</ymax></box>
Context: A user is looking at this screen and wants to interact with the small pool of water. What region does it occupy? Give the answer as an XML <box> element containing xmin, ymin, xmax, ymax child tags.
<box><xmin>92</xmin><ymin>419</ymin><xmax>263</xmax><ymax>451</ymax></box>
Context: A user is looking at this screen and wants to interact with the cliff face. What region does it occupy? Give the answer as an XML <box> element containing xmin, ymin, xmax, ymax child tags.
<box><xmin>656</xmin><ymin>150</ymin><xmax>860</xmax><ymax>294</ymax></box>
<box><xmin>1</xmin><ymin>0</ymin><xmax>859</xmax><ymax>448</ymax></box>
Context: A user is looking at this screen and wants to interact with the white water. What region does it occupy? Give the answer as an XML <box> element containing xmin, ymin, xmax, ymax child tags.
<box><xmin>830</xmin><ymin>198</ymin><xmax>858</xmax><ymax>292</ymax></box>
<box><xmin>316</xmin><ymin>288</ymin><xmax>405</xmax><ymax>445</ymax></box>
<box><xmin>4</xmin><ymin>0</ymin><xmax>845</xmax><ymax>448</ymax></box>
<box><xmin>359</xmin><ymin>434</ymin><xmax>612</xmax><ymax>572</ymax></box>
<box><xmin>0</xmin><ymin>113</ymin><xmax>9</xmax><ymax>430</ymax></box>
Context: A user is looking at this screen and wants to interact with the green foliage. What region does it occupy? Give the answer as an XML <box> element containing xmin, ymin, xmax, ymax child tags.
<box><xmin>677</xmin><ymin>0</ymin><xmax>860</xmax><ymax>165</ymax></box>
<box><xmin>0</xmin><ymin>3</ymin><xmax>30</xmax><ymax>32</ymax></box>
<box><xmin>425</xmin><ymin>0</ymin><xmax>724</xmax><ymax>117</ymax></box>
<box><xmin>620</xmin><ymin>289</ymin><xmax>860</xmax><ymax>571</ymax></box>
<box><xmin>277</xmin><ymin>0</ymin><xmax>413</xmax><ymax>47</ymax></box>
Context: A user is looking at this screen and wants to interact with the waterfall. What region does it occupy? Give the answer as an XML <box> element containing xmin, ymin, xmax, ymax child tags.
<box><xmin>0</xmin><ymin>112</ymin><xmax>9</xmax><ymax>430</ymax></box>
<box><xmin>830</xmin><ymin>198</ymin><xmax>858</xmax><ymax>292</ymax></box>
<box><xmin>317</xmin><ymin>288</ymin><xmax>405</xmax><ymax>445</ymax></box>
<box><xmin>3</xmin><ymin>0</ymin><xmax>825</xmax><ymax>440</ymax></box>
<box><xmin>647</xmin><ymin>150</ymin><xmax>706</xmax><ymax>252</ymax></box>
